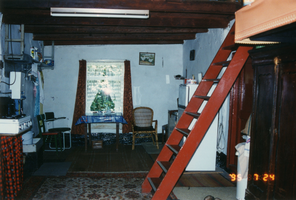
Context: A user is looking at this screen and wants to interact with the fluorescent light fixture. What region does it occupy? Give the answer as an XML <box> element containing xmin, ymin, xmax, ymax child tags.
<box><xmin>50</xmin><ymin>7</ymin><xmax>149</xmax><ymax>19</ymax></box>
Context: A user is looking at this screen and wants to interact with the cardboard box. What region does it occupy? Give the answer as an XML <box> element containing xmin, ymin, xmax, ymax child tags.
<box><xmin>92</xmin><ymin>140</ymin><xmax>103</xmax><ymax>149</ymax></box>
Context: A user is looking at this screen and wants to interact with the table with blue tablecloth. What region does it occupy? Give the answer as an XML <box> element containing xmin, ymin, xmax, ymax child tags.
<box><xmin>75</xmin><ymin>114</ymin><xmax>127</xmax><ymax>151</ymax></box>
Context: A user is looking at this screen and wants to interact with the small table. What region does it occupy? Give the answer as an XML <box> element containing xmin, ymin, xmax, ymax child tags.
<box><xmin>75</xmin><ymin>114</ymin><xmax>127</xmax><ymax>151</ymax></box>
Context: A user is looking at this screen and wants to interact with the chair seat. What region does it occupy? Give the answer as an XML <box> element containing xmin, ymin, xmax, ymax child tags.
<box><xmin>48</xmin><ymin>127</ymin><xmax>71</xmax><ymax>132</ymax></box>
<box><xmin>42</xmin><ymin>132</ymin><xmax>59</xmax><ymax>136</ymax></box>
<box><xmin>37</xmin><ymin>114</ymin><xmax>63</xmax><ymax>154</ymax></box>
<box><xmin>45</xmin><ymin>112</ymin><xmax>72</xmax><ymax>150</ymax></box>
<box><xmin>134</xmin><ymin>126</ymin><xmax>154</xmax><ymax>132</ymax></box>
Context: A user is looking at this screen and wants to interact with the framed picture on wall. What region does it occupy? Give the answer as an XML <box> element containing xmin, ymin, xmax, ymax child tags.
<box><xmin>139</xmin><ymin>52</ymin><xmax>155</xmax><ymax>66</ymax></box>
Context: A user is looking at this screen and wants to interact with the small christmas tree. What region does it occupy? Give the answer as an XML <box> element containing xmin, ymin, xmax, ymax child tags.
<box><xmin>90</xmin><ymin>89</ymin><xmax>115</xmax><ymax>112</ymax></box>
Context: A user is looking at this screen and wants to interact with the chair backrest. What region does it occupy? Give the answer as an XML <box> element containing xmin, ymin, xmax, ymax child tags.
<box><xmin>45</xmin><ymin>112</ymin><xmax>55</xmax><ymax>120</ymax></box>
<box><xmin>133</xmin><ymin>107</ymin><xmax>153</xmax><ymax>127</ymax></box>
<box><xmin>36</xmin><ymin>114</ymin><xmax>46</xmax><ymax>134</ymax></box>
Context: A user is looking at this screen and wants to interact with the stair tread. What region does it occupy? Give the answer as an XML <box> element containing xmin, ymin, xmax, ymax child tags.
<box><xmin>148</xmin><ymin>177</ymin><xmax>161</xmax><ymax>192</ymax></box>
<box><xmin>185</xmin><ymin>111</ymin><xmax>200</xmax><ymax>118</ymax></box>
<box><xmin>157</xmin><ymin>161</ymin><xmax>171</xmax><ymax>173</ymax></box>
<box><xmin>176</xmin><ymin>128</ymin><xmax>190</xmax><ymax>136</ymax></box>
<box><xmin>202</xmin><ymin>79</ymin><xmax>220</xmax><ymax>83</ymax></box>
<box><xmin>194</xmin><ymin>95</ymin><xmax>210</xmax><ymax>100</ymax></box>
<box><xmin>222</xmin><ymin>44</ymin><xmax>238</xmax><ymax>51</ymax></box>
<box><xmin>167</xmin><ymin>144</ymin><xmax>181</xmax><ymax>154</ymax></box>
<box><xmin>213</xmin><ymin>61</ymin><xmax>230</xmax><ymax>66</ymax></box>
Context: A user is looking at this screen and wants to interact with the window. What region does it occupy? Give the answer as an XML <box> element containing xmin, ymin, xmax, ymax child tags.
<box><xmin>85</xmin><ymin>61</ymin><xmax>124</xmax><ymax>115</ymax></box>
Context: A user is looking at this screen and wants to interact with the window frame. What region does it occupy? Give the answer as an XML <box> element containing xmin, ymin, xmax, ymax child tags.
<box><xmin>85</xmin><ymin>60</ymin><xmax>125</xmax><ymax>116</ymax></box>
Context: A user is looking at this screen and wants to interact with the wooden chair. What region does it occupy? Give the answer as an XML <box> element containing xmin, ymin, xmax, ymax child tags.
<box><xmin>37</xmin><ymin>114</ymin><xmax>62</xmax><ymax>153</ymax></box>
<box><xmin>132</xmin><ymin>107</ymin><xmax>159</xmax><ymax>150</ymax></box>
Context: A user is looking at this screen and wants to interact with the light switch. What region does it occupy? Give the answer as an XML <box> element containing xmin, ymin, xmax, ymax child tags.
<box><xmin>166</xmin><ymin>75</ymin><xmax>170</xmax><ymax>84</ymax></box>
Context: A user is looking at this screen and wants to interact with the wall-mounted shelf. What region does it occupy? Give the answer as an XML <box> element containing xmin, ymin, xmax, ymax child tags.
<box><xmin>4</xmin><ymin>53</ymin><xmax>54</xmax><ymax>77</ymax></box>
<box><xmin>38</xmin><ymin>61</ymin><xmax>54</xmax><ymax>71</ymax></box>
<box><xmin>4</xmin><ymin>54</ymin><xmax>32</xmax><ymax>77</ymax></box>
<box><xmin>4</xmin><ymin>24</ymin><xmax>54</xmax><ymax>77</ymax></box>
<box><xmin>41</xmin><ymin>41</ymin><xmax>55</xmax><ymax>68</ymax></box>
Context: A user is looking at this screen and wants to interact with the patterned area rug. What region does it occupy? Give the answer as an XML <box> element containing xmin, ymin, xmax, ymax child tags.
<box><xmin>33</xmin><ymin>177</ymin><xmax>152</xmax><ymax>199</ymax></box>
<box><xmin>16</xmin><ymin>172</ymin><xmax>232</xmax><ymax>199</ymax></box>
<box><xmin>17</xmin><ymin>174</ymin><xmax>152</xmax><ymax>200</ymax></box>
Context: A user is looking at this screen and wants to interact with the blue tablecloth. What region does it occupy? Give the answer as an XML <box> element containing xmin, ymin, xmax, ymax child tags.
<box><xmin>75</xmin><ymin>114</ymin><xmax>127</xmax><ymax>125</ymax></box>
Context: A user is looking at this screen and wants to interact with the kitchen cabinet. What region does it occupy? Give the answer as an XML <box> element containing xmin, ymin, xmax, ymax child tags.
<box><xmin>246</xmin><ymin>44</ymin><xmax>296</xmax><ymax>199</ymax></box>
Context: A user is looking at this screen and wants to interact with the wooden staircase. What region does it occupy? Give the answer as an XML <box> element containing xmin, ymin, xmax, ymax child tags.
<box><xmin>142</xmin><ymin>24</ymin><xmax>253</xmax><ymax>199</ymax></box>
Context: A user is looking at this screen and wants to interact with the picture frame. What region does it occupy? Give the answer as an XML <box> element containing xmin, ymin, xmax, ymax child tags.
<box><xmin>139</xmin><ymin>52</ymin><xmax>155</xmax><ymax>66</ymax></box>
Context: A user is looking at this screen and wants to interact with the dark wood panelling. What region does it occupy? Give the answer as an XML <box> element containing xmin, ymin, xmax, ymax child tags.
<box><xmin>33</xmin><ymin>33</ymin><xmax>197</xmax><ymax>41</ymax></box>
<box><xmin>3</xmin><ymin>13</ymin><xmax>232</xmax><ymax>28</ymax></box>
<box><xmin>25</xmin><ymin>25</ymin><xmax>208</xmax><ymax>34</ymax></box>
<box><xmin>43</xmin><ymin>40</ymin><xmax>185</xmax><ymax>45</ymax></box>
<box><xmin>246</xmin><ymin>44</ymin><xmax>296</xmax><ymax>200</ymax></box>
<box><xmin>227</xmin><ymin>57</ymin><xmax>253</xmax><ymax>173</ymax></box>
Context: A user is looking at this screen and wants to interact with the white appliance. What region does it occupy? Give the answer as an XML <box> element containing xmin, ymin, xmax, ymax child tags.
<box><xmin>10</xmin><ymin>71</ymin><xmax>22</xmax><ymax>99</ymax></box>
<box><xmin>0</xmin><ymin>115</ymin><xmax>32</xmax><ymax>135</ymax></box>
<box><xmin>178</xmin><ymin>83</ymin><xmax>218</xmax><ymax>171</ymax></box>
<box><xmin>178</xmin><ymin>84</ymin><xmax>199</xmax><ymax>120</ymax></box>
<box><xmin>178</xmin><ymin>84</ymin><xmax>198</xmax><ymax>108</ymax></box>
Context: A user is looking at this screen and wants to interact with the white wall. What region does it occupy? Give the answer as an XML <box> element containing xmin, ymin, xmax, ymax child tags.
<box><xmin>43</xmin><ymin>44</ymin><xmax>183</xmax><ymax>133</ymax></box>
<box><xmin>183</xmin><ymin>21</ymin><xmax>234</xmax><ymax>80</ymax></box>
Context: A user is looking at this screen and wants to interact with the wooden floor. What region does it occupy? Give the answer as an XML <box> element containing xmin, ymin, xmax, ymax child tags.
<box><xmin>23</xmin><ymin>143</ymin><xmax>156</xmax><ymax>180</ymax></box>
<box><xmin>65</xmin><ymin>144</ymin><xmax>154</xmax><ymax>172</ymax></box>
<box><xmin>23</xmin><ymin>142</ymin><xmax>234</xmax><ymax>192</ymax></box>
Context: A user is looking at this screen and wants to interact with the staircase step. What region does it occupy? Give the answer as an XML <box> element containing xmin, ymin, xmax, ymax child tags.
<box><xmin>148</xmin><ymin>177</ymin><xmax>161</xmax><ymax>192</ymax></box>
<box><xmin>167</xmin><ymin>144</ymin><xmax>180</xmax><ymax>154</ymax></box>
<box><xmin>194</xmin><ymin>95</ymin><xmax>210</xmax><ymax>100</ymax></box>
<box><xmin>202</xmin><ymin>79</ymin><xmax>220</xmax><ymax>83</ymax></box>
<box><xmin>222</xmin><ymin>44</ymin><xmax>238</xmax><ymax>51</ymax></box>
<box><xmin>157</xmin><ymin>161</ymin><xmax>171</xmax><ymax>173</ymax></box>
<box><xmin>176</xmin><ymin>128</ymin><xmax>190</xmax><ymax>136</ymax></box>
<box><xmin>185</xmin><ymin>111</ymin><xmax>201</xmax><ymax>118</ymax></box>
<box><xmin>213</xmin><ymin>61</ymin><xmax>230</xmax><ymax>66</ymax></box>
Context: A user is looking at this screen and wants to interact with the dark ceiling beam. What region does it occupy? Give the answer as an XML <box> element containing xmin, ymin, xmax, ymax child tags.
<box><xmin>0</xmin><ymin>1</ymin><xmax>242</xmax><ymax>14</ymax></box>
<box><xmin>1</xmin><ymin>9</ymin><xmax>49</xmax><ymax>16</ymax></box>
<box><xmin>3</xmin><ymin>13</ymin><xmax>232</xmax><ymax>28</ymax></box>
<box><xmin>0</xmin><ymin>0</ymin><xmax>240</xmax><ymax>45</ymax></box>
<box><xmin>44</xmin><ymin>40</ymin><xmax>185</xmax><ymax>46</ymax></box>
<box><xmin>25</xmin><ymin>25</ymin><xmax>208</xmax><ymax>34</ymax></box>
<box><xmin>33</xmin><ymin>33</ymin><xmax>196</xmax><ymax>41</ymax></box>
